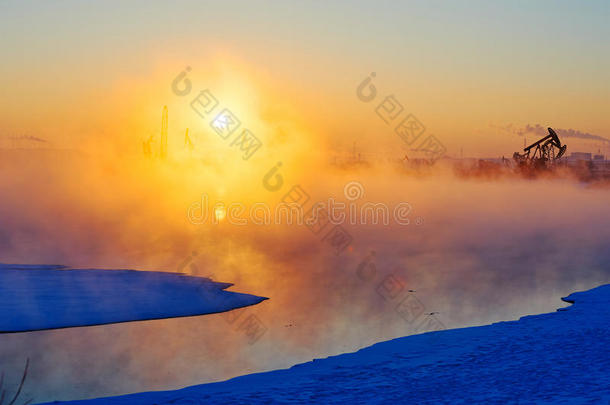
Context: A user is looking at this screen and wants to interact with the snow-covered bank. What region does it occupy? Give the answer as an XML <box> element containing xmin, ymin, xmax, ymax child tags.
<box><xmin>49</xmin><ymin>284</ymin><xmax>610</xmax><ymax>404</ymax></box>
<box><xmin>0</xmin><ymin>263</ymin><xmax>267</xmax><ymax>333</ymax></box>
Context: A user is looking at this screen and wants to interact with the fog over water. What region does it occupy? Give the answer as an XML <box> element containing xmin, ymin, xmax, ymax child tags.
<box><xmin>1</xmin><ymin>150</ymin><xmax>609</xmax><ymax>402</ymax></box>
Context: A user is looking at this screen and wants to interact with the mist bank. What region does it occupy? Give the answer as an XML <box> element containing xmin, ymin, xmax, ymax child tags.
<box><xmin>0</xmin><ymin>149</ymin><xmax>609</xmax><ymax>402</ymax></box>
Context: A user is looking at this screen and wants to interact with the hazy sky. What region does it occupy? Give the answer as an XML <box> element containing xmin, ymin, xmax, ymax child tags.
<box><xmin>1</xmin><ymin>2</ymin><xmax>610</xmax><ymax>401</ymax></box>
<box><xmin>0</xmin><ymin>0</ymin><xmax>608</xmax><ymax>156</ymax></box>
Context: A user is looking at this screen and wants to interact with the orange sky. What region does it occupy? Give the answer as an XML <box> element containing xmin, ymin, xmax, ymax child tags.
<box><xmin>1</xmin><ymin>2</ymin><xmax>610</xmax><ymax>401</ymax></box>
<box><xmin>0</xmin><ymin>0</ymin><xmax>608</xmax><ymax>159</ymax></box>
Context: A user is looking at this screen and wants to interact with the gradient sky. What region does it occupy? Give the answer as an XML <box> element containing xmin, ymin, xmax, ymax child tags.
<box><xmin>0</xmin><ymin>0</ymin><xmax>608</xmax><ymax>157</ymax></box>
<box><xmin>1</xmin><ymin>3</ymin><xmax>610</xmax><ymax>401</ymax></box>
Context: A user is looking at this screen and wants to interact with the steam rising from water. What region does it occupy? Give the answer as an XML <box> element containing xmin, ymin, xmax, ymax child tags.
<box><xmin>0</xmin><ymin>150</ymin><xmax>609</xmax><ymax>402</ymax></box>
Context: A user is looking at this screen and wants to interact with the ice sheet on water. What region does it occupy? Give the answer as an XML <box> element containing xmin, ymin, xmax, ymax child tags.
<box><xmin>0</xmin><ymin>263</ymin><xmax>267</xmax><ymax>333</ymax></box>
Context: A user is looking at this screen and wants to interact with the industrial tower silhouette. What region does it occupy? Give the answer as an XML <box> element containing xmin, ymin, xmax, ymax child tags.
<box><xmin>160</xmin><ymin>105</ymin><xmax>168</xmax><ymax>159</ymax></box>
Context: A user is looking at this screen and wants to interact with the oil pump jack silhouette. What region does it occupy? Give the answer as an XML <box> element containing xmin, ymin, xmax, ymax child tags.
<box><xmin>513</xmin><ymin>127</ymin><xmax>567</xmax><ymax>170</ymax></box>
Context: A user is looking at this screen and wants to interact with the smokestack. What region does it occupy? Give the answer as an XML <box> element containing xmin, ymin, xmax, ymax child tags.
<box><xmin>160</xmin><ymin>106</ymin><xmax>168</xmax><ymax>159</ymax></box>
